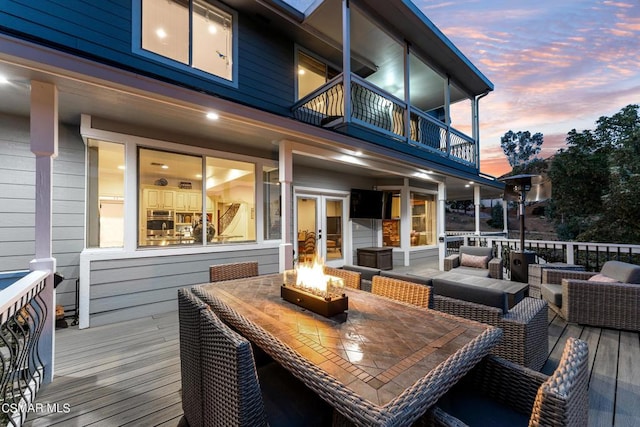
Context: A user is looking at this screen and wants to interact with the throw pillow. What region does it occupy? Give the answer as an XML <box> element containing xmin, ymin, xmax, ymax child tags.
<box><xmin>588</xmin><ymin>273</ymin><xmax>620</xmax><ymax>283</ymax></box>
<box><xmin>461</xmin><ymin>253</ymin><xmax>489</xmax><ymax>269</ymax></box>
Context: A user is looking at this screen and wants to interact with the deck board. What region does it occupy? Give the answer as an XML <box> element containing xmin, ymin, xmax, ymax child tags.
<box><xmin>25</xmin><ymin>304</ymin><xmax>639</xmax><ymax>426</ymax></box>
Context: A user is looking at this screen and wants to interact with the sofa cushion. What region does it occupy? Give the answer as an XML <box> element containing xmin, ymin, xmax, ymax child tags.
<box><xmin>599</xmin><ymin>261</ymin><xmax>640</xmax><ymax>284</ymax></box>
<box><xmin>459</xmin><ymin>246</ymin><xmax>493</xmax><ymax>259</ymax></box>
<box><xmin>453</xmin><ymin>266</ymin><xmax>491</xmax><ymax>278</ymax></box>
<box><xmin>461</xmin><ymin>253</ymin><xmax>490</xmax><ymax>269</ymax></box>
<box><xmin>380</xmin><ymin>271</ymin><xmax>432</xmax><ymax>286</ymax></box>
<box><xmin>342</xmin><ymin>265</ymin><xmax>381</xmax><ymax>282</ymax></box>
<box><xmin>541</xmin><ymin>283</ymin><xmax>562</xmax><ymax>307</ymax></box>
<box><xmin>588</xmin><ymin>273</ymin><xmax>620</xmax><ymax>283</ymax></box>
<box><xmin>432</xmin><ymin>278</ymin><xmax>508</xmax><ymax>313</ymax></box>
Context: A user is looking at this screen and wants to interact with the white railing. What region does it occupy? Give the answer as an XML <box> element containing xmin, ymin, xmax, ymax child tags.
<box><xmin>446</xmin><ymin>234</ymin><xmax>640</xmax><ymax>272</ymax></box>
<box><xmin>0</xmin><ymin>270</ymin><xmax>49</xmax><ymax>427</ymax></box>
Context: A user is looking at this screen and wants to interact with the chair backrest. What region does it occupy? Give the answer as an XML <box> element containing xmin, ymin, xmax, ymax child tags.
<box><xmin>459</xmin><ymin>245</ymin><xmax>494</xmax><ymax>260</ymax></box>
<box><xmin>200</xmin><ymin>308</ymin><xmax>268</xmax><ymax>427</ymax></box>
<box><xmin>210</xmin><ymin>261</ymin><xmax>259</xmax><ymax>282</ymax></box>
<box><xmin>323</xmin><ymin>266</ymin><xmax>361</xmax><ymax>290</ymax></box>
<box><xmin>371</xmin><ymin>275</ymin><xmax>432</xmax><ymax>309</ymax></box>
<box><xmin>600</xmin><ymin>260</ymin><xmax>640</xmax><ymax>284</ymax></box>
<box><xmin>530</xmin><ymin>337</ymin><xmax>589</xmax><ymax>426</ymax></box>
<box><xmin>178</xmin><ymin>288</ymin><xmax>209</xmax><ymax>427</ymax></box>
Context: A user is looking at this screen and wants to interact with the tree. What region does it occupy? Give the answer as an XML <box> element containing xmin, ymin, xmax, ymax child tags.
<box><xmin>548</xmin><ymin>104</ymin><xmax>640</xmax><ymax>242</ymax></box>
<box><xmin>487</xmin><ymin>202</ymin><xmax>504</xmax><ymax>229</ymax></box>
<box><xmin>501</xmin><ymin>130</ymin><xmax>544</xmax><ymax>167</ymax></box>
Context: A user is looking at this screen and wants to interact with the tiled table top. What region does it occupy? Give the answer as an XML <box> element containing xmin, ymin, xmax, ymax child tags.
<box><xmin>197</xmin><ymin>274</ymin><xmax>502</xmax><ymax>426</ymax></box>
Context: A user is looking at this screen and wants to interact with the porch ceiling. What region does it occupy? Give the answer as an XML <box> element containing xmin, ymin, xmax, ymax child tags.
<box><xmin>0</xmin><ymin>38</ymin><xmax>501</xmax><ymax>201</ymax></box>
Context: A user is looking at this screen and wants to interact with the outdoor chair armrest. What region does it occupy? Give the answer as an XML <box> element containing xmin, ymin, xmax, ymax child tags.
<box><xmin>444</xmin><ymin>254</ymin><xmax>460</xmax><ymax>271</ymax></box>
<box><xmin>488</xmin><ymin>257</ymin><xmax>503</xmax><ymax>279</ymax></box>
<box><xmin>562</xmin><ymin>278</ymin><xmax>640</xmax><ymax>331</ymax></box>
<box><xmin>498</xmin><ymin>298</ymin><xmax>548</xmax><ymax>370</ymax></box>
<box><xmin>434</xmin><ymin>295</ymin><xmax>503</xmax><ymax>324</ymax></box>
<box><xmin>422</xmin><ymin>406</ymin><xmax>469</xmax><ymax>427</ymax></box>
<box><xmin>542</xmin><ymin>269</ymin><xmax>596</xmax><ymax>285</ymax></box>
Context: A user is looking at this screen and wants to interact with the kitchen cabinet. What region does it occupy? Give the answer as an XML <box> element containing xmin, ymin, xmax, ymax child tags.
<box><xmin>144</xmin><ymin>188</ymin><xmax>175</xmax><ymax>209</ymax></box>
<box><xmin>176</xmin><ymin>191</ymin><xmax>202</xmax><ymax>212</ymax></box>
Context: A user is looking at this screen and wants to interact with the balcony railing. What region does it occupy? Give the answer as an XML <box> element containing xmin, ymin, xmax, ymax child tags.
<box><xmin>446</xmin><ymin>233</ymin><xmax>640</xmax><ymax>273</ymax></box>
<box><xmin>292</xmin><ymin>73</ymin><xmax>477</xmax><ymax>167</ymax></box>
<box><xmin>1</xmin><ymin>270</ymin><xmax>49</xmax><ymax>427</ymax></box>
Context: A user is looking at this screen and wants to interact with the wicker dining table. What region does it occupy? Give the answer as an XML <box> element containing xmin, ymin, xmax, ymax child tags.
<box><xmin>194</xmin><ymin>274</ymin><xmax>502</xmax><ymax>427</ymax></box>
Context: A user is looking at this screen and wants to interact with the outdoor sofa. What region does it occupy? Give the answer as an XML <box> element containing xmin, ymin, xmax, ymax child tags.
<box><xmin>541</xmin><ymin>260</ymin><xmax>640</xmax><ymax>331</ymax></box>
<box><xmin>342</xmin><ymin>267</ymin><xmax>548</xmax><ymax>371</ymax></box>
<box><xmin>444</xmin><ymin>245</ymin><xmax>504</xmax><ymax>279</ymax></box>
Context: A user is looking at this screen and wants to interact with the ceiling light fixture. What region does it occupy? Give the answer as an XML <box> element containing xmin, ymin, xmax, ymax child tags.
<box><xmin>156</xmin><ymin>28</ymin><xmax>167</xmax><ymax>39</ymax></box>
<box><xmin>117</xmin><ymin>165</ymin><xmax>125</xmax><ymax>170</ymax></box>
<box><xmin>298</xmin><ymin>68</ymin><xmax>305</xmax><ymax>75</ymax></box>
<box><xmin>206</xmin><ymin>112</ymin><xmax>219</xmax><ymax>120</ymax></box>
<box><xmin>161</xmin><ymin>164</ymin><xmax>169</xmax><ymax>169</ymax></box>
<box><xmin>0</xmin><ymin>76</ymin><xmax>9</xmax><ymax>84</ymax></box>
<box><xmin>196</xmin><ymin>174</ymin><xmax>202</xmax><ymax>178</ymax></box>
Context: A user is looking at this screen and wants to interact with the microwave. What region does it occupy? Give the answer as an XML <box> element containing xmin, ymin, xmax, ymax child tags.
<box><xmin>147</xmin><ymin>209</ymin><xmax>173</xmax><ymax>220</ymax></box>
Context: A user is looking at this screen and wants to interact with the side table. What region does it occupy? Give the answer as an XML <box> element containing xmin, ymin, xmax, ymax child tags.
<box><xmin>357</xmin><ymin>247</ymin><xmax>393</xmax><ymax>270</ymax></box>
<box><xmin>528</xmin><ymin>263</ymin><xmax>585</xmax><ymax>298</ymax></box>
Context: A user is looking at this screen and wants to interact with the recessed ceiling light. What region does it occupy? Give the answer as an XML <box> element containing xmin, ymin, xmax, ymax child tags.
<box><xmin>161</xmin><ymin>164</ymin><xmax>169</xmax><ymax>169</ymax></box>
<box><xmin>208</xmin><ymin>24</ymin><xmax>217</xmax><ymax>34</ymax></box>
<box><xmin>465</xmin><ymin>184</ymin><xmax>470</xmax><ymax>188</ymax></box>
<box><xmin>206</xmin><ymin>112</ymin><xmax>219</xmax><ymax>120</ymax></box>
<box><xmin>354</xmin><ymin>150</ymin><xmax>363</xmax><ymax>156</ymax></box>
<box><xmin>117</xmin><ymin>165</ymin><xmax>125</xmax><ymax>170</ymax></box>
<box><xmin>0</xmin><ymin>76</ymin><xmax>9</xmax><ymax>84</ymax></box>
<box><xmin>298</xmin><ymin>68</ymin><xmax>305</xmax><ymax>75</ymax></box>
<box><xmin>469</xmin><ymin>181</ymin><xmax>475</xmax><ymax>184</ymax></box>
<box><xmin>156</xmin><ymin>28</ymin><xmax>167</xmax><ymax>39</ymax></box>
<box><xmin>196</xmin><ymin>174</ymin><xmax>202</xmax><ymax>178</ymax></box>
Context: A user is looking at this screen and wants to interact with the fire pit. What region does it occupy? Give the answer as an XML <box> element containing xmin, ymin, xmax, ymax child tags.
<box><xmin>281</xmin><ymin>258</ymin><xmax>348</xmax><ymax>317</ymax></box>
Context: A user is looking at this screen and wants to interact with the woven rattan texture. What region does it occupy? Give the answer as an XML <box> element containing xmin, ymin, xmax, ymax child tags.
<box><xmin>434</xmin><ymin>295</ymin><xmax>548</xmax><ymax>370</ymax></box>
<box><xmin>193</xmin><ymin>275</ymin><xmax>502</xmax><ymax>426</ymax></box>
<box><xmin>210</xmin><ymin>262</ymin><xmax>259</xmax><ymax>282</ymax></box>
<box><xmin>371</xmin><ymin>275</ymin><xmax>433</xmax><ymax>309</ymax></box>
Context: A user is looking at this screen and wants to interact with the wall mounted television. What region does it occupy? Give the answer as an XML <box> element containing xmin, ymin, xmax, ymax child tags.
<box><xmin>350</xmin><ymin>188</ymin><xmax>384</xmax><ymax>219</ymax></box>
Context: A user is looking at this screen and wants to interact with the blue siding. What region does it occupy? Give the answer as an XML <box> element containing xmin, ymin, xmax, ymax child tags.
<box><xmin>0</xmin><ymin>0</ymin><xmax>295</xmax><ymax>116</ymax></box>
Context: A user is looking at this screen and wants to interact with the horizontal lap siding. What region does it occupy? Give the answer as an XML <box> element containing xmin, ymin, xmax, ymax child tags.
<box><xmin>0</xmin><ymin>114</ymin><xmax>85</xmax><ymax>312</ymax></box>
<box><xmin>0</xmin><ymin>1</ymin><xmax>295</xmax><ymax>116</ymax></box>
<box><xmin>88</xmin><ymin>248</ymin><xmax>279</xmax><ymax>326</ymax></box>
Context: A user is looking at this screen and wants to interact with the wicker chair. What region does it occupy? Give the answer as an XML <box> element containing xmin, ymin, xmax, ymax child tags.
<box><xmin>434</xmin><ymin>294</ymin><xmax>548</xmax><ymax>370</ymax></box>
<box><xmin>179</xmin><ymin>288</ymin><xmax>333</xmax><ymax>427</ymax></box>
<box><xmin>424</xmin><ymin>337</ymin><xmax>589</xmax><ymax>427</ymax></box>
<box><xmin>323</xmin><ymin>266</ymin><xmax>361</xmax><ymax>290</ymax></box>
<box><xmin>541</xmin><ymin>260</ymin><xmax>640</xmax><ymax>330</ymax></box>
<box><xmin>209</xmin><ymin>261</ymin><xmax>259</xmax><ymax>282</ymax></box>
<box><xmin>371</xmin><ymin>275</ymin><xmax>433</xmax><ymax>309</ymax></box>
<box><xmin>444</xmin><ymin>246</ymin><xmax>503</xmax><ymax>279</ymax></box>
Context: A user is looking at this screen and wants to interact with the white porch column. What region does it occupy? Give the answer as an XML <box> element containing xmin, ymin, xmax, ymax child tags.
<box><xmin>503</xmin><ymin>200</ymin><xmax>509</xmax><ymax>235</ymax></box>
<box><xmin>29</xmin><ymin>81</ymin><xmax>58</xmax><ymax>384</ymax></box>
<box><xmin>279</xmin><ymin>140</ymin><xmax>294</xmax><ymax>271</ymax></box>
<box><xmin>474</xmin><ymin>185</ymin><xmax>481</xmax><ymax>235</ymax></box>
<box><xmin>437</xmin><ymin>182</ymin><xmax>447</xmax><ymax>270</ymax></box>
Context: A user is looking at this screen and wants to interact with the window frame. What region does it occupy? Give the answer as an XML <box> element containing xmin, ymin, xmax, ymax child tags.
<box><xmin>294</xmin><ymin>46</ymin><xmax>341</xmax><ymax>101</ymax></box>
<box><xmin>132</xmin><ymin>0</ymin><xmax>239</xmax><ymax>88</ymax></box>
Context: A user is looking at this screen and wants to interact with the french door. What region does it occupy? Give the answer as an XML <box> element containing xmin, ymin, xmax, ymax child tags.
<box><xmin>295</xmin><ymin>192</ymin><xmax>348</xmax><ymax>267</ymax></box>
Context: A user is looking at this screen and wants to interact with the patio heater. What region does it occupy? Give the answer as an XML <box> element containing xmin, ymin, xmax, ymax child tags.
<box><xmin>500</xmin><ymin>174</ymin><xmax>539</xmax><ymax>282</ymax></box>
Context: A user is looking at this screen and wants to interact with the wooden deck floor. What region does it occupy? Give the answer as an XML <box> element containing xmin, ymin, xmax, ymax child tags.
<box><xmin>25</xmin><ymin>309</ymin><xmax>639</xmax><ymax>426</ymax></box>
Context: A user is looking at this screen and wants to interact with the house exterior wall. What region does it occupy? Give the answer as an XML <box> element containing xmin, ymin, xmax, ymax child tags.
<box><xmin>0</xmin><ymin>1</ymin><xmax>295</xmax><ymax>116</ymax></box>
<box><xmin>0</xmin><ymin>113</ymin><xmax>84</xmax><ymax>311</ymax></box>
<box><xmin>86</xmin><ymin>247</ymin><xmax>278</xmax><ymax>326</ymax></box>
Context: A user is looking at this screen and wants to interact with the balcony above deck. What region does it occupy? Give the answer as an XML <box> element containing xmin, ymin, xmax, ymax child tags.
<box><xmin>292</xmin><ymin>73</ymin><xmax>478</xmax><ymax>172</ymax></box>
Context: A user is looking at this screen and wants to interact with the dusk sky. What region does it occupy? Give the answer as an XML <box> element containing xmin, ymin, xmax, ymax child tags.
<box><xmin>287</xmin><ymin>0</ymin><xmax>640</xmax><ymax>176</ymax></box>
<box><xmin>416</xmin><ymin>0</ymin><xmax>640</xmax><ymax>176</ymax></box>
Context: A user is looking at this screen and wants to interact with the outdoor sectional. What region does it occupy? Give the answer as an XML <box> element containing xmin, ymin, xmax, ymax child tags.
<box><xmin>342</xmin><ymin>265</ymin><xmax>548</xmax><ymax>371</ymax></box>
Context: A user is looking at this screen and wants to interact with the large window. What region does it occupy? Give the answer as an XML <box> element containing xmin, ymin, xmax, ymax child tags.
<box><xmin>141</xmin><ymin>0</ymin><xmax>233</xmax><ymax>81</ymax></box>
<box><xmin>382</xmin><ymin>191</ymin><xmax>401</xmax><ymax>247</ymax></box>
<box><xmin>297</xmin><ymin>51</ymin><xmax>338</xmax><ymax>100</ymax></box>
<box><xmin>411</xmin><ymin>193</ymin><xmax>436</xmax><ymax>246</ymax></box>
<box><xmin>263</xmin><ymin>167</ymin><xmax>281</xmax><ymax>240</ymax></box>
<box><xmin>138</xmin><ymin>148</ymin><xmax>255</xmax><ymax>247</ymax></box>
<box><xmin>87</xmin><ymin>140</ymin><xmax>125</xmax><ymax>248</ymax></box>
